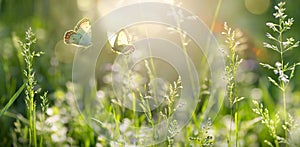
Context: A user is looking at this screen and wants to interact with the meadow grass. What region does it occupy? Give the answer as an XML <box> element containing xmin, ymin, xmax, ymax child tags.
<box><xmin>19</xmin><ymin>28</ymin><xmax>45</xmax><ymax>147</ymax></box>
<box><xmin>1</xmin><ymin>1</ymin><xmax>300</xmax><ymax>147</ymax></box>
<box><xmin>222</xmin><ymin>22</ymin><xmax>244</xmax><ymax>147</ymax></box>
<box><xmin>253</xmin><ymin>2</ymin><xmax>300</xmax><ymax>147</ymax></box>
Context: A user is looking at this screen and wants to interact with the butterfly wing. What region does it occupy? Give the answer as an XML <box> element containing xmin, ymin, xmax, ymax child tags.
<box><xmin>107</xmin><ymin>32</ymin><xmax>117</xmax><ymax>47</ymax></box>
<box><xmin>78</xmin><ymin>33</ymin><xmax>92</xmax><ymax>47</ymax></box>
<box><xmin>118</xmin><ymin>45</ymin><xmax>136</xmax><ymax>55</ymax></box>
<box><xmin>74</xmin><ymin>18</ymin><xmax>91</xmax><ymax>33</ymax></box>
<box><xmin>64</xmin><ymin>30</ymin><xmax>79</xmax><ymax>44</ymax></box>
<box><xmin>110</xmin><ymin>29</ymin><xmax>135</xmax><ymax>55</ymax></box>
<box><xmin>116</xmin><ymin>29</ymin><xmax>130</xmax><ymax>46</ymax></box>
<box><xmin>75</xmin><ymin>18</ymin><xmax>92</xmax><ymax>46</ymax></box>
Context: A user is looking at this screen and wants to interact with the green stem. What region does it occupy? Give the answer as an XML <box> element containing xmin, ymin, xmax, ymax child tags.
<box><xmin>33</xmin><ymin>106</ymin><xmax>37</xmax><ymax>146</ymax></box>
<box><xmin>176</xmin><ymin>12</ymin><xmax>196</xmax><ymax>95</ymax></box>
<box><xmin>26</xmin><ymin>42</ymin><xmax>35</xmax><ymax>146</ymax></box>
<box><xmin>228</xmin><ymin>107</ymin><xmax>233</xmax><ymax>147</ymax></box>
<box><xmin>283</xmin><ymin>87</ymin><xmax>287</xmax><ymax>139</ymax></box>
<box><xmin>210</xmin><ymin>0</ymin><xmax>223</xmax><ymax>32</ymax></box>
<box><xmin>233</xmin><ymin>58</ymin><xmax>239</xmax><ymax>147</ymax></box>
<box><xmin>202</xmin><ymin>0</ymin><xmax>223</xmax><ymax>73</ymax></box>
<box><xmin>275</xmin><ymin>138</ymin><xmax>280</xmax><ymax>147</ymax></box>
<box><xmin>279</xmin><ymin>19</ymin><xmax>288</xmax><ymax>142</ymax></box>
<box><xmin>29</xmin><ymin>91</ymin><xmax>37</xmax><ymax>146</ymax></box>
<box><xmin>235</xmin><ymin>105</ymin><xmax>239</xmax><ymax>147</ymax></box>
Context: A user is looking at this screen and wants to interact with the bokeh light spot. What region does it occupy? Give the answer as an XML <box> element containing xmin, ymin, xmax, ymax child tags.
<box><xmin>245</xmin><ymin>0</ymin><xmax>270</xmax><ymax>15</ymax></box>
<box><xmin>77</xmin><ymin>0</ymin><xmax>93</xmax><ymax>11</ymax></box>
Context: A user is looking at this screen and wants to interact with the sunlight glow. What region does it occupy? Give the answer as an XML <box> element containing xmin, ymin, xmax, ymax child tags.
<box><xmin>97</xmin><ymin>0</ymin><xmax>174</xmax><ymax>16</ymax></box>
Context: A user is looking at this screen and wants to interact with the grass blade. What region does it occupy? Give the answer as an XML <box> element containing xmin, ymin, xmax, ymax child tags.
<box><xmin>0</xmin><ymin>83</ymin><xmax>25</xmax><ymax>117</ymax></box>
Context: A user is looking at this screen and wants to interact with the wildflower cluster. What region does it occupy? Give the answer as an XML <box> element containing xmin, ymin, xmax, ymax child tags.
<box><xmin>273</xmin><ymin>62</ymin><xmax>289</xmax><ymax>84</ymax></box>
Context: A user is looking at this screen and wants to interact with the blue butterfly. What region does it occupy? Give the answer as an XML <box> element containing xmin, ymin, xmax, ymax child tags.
<box><xmin>64</xmin><ymin>18</ymin><xmax>92</xmax><ymax>47</ymax></box>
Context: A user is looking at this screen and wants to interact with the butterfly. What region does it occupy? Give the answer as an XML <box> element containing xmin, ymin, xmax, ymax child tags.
<box><xmin>108</xmin><ymin>29</ymin><xmax>135</xmax><ymax>55</ymax></box>
<box><xmin>64</xmin><ymin>18</ymin><xmax>92</xmax><ymax>47</ymax></box>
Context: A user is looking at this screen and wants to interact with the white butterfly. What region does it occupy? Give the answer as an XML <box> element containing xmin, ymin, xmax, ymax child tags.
<box><xmin>108</xmin><ymin>29</ymin><xmax>135</xmax><ymax>55</ymax></box>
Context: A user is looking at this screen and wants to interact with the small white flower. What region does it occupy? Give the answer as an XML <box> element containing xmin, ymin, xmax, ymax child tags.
<box><xmin>280</xmin><ymin>76</ymin><xmax>289</xmax><ymax>83</ymax></box>
<box><xmin>275</xmin><ymin>62</ymin><xmax>282</xmax><ymax>67</ymax></box>
<box><xmin>266</xmin><ymin>33</ymin><xmax>272</xmax><ymax>39</ymax></box>
<box><xmin>282</xmin><ymin>41</ymin><xmax>289</xmax><ymax>48</ymax></box>
<box><xmin>278</xmin><ymin>2</ymin><xmax>286</xmax><ymax>7</ymax></box>
<box><xmin>284</xmin><ymin>18</ymin><xmax>294</xmax><ymax>28</ymax></box>
<box><xmin>266</xmin><ymin>22</ymin><xmax>275</xmax><ymax>28</ymax></box>
<box><xmin>263</xmin><ymin>42</ymin><xmax>272</xmax><ymax>48</ymax></box>
<box><xmin>279</xmin><ymin>70</ymin><xmax>284</xmax><ymax>76</ymax></box>
<box><xmin>287</xmin><ymin>37</ymin><xmax>295</xmax><ymax>43</ymax></box>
